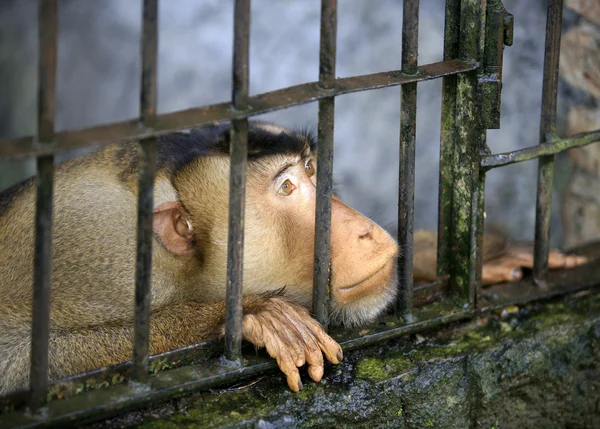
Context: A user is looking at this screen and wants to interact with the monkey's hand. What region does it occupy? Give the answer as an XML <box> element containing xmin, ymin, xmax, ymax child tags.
<box><xmin>482</xmin><ymin>246</ymin><xmax>589</xmax><ymax>285</ymax></box>
<box><xmin>241</xmin><ymin>297</ymin><xmax>343</xmax><ymax>392</ymax></box>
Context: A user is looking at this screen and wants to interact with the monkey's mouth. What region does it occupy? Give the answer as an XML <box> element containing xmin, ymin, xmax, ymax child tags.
<box><xmin>337</xmin><ymin>260</ymin><xmax>394</xmax><ymax>295</ymax></box>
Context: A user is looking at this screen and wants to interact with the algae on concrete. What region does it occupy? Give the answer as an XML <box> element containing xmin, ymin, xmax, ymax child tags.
<box><xmin>90</xmin><ymin>293</ymin><xmax>600</xmax><ymax>429</ymax></box>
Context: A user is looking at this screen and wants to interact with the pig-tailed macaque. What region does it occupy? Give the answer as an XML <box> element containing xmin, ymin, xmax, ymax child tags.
<box><xmin>0</xmin><ymin>122</ymin><xmax>587</xmax><ymax>395</ymax></box>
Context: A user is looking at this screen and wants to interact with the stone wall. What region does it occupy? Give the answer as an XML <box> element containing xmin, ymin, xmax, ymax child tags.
<box><xmin>561</xmin><ymin>1</ymin><xmax>600</xmax><ymax>248</ymax></box>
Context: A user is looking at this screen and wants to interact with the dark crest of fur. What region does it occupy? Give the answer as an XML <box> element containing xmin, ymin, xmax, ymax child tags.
<box><xmin>157</xmin><ymin>121</ymin><xmax>317</xmax><ymax>175</ymax></box>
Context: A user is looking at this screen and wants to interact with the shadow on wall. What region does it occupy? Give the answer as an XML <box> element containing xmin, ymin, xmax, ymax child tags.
<box><xmin>0</xmin><ymin>0</ymin><xmax>575</xmax><ymax>246</ymax></box>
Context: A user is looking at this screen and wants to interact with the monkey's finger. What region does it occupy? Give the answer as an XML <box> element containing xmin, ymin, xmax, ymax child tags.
<box><xmin>263</xmin><ymin>313</ymin><xmax>306</xmax><ymax>368</ymax></box>
<box><xmin>506</xmin><ymin>247</ymin><xmax>588</xmax><ymax>270</ymax></box>
<box><xmin>292</xmin><ymin>322</ymin><xmax>325</xmax><ymax>382</ymax></box>
<box><xmin>261</xmin><ymin>326</ymin><xmax>303</xmax><ymax>392</ymax></box>
<box><xmin>482</xmin><ymin>263</ymin><xmax>522</xmax><ymax>285</ymax></box>
<box><xmin>307</xmin><ymin>361</ymin><xmax>324</xmax><ymax>382</ymax></box>
<box><xmin>274</xmin><ymin>307</ymin><xmax>328</xmax><ymax>382</ymax></box>
<box><xmin>297</xmin><ymin>315</ymin><xmax>343</xmax><ymax>365</ymax></box>
<box><xmin>244</xmin><ymin>314</ymin><xmax>304</xmax><ymax>391</ymax></box>
<box><xmin>282</xmin><ymin>303</ymin><xmax>343</xmax><ymax>365</ymax></box>
<box><xmin>548</xmin><ymin>251</ymin><xmax>588</xmax><ymax>269</ymax></box>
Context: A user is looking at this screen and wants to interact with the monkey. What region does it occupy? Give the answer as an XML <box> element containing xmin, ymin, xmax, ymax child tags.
<box><xmin>0</xmin><ymin>121</ymin><xmax>588</xmax><ymax>396</ymax></box>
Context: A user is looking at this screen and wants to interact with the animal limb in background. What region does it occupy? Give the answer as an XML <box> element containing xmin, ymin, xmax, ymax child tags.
<box><xmin>412</xmin><ymin>229</ymin><xmax>588</xmax><ymax>285</ymax></box>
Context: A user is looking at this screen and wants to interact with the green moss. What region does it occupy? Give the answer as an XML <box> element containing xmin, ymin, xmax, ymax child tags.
<box><xmin>354</xmin><ymin>353</ymin><xmax>414</xmax><ymax>382</ymax></box>
<box><xmin>115</xmin><ymin>293</ymin><xmax>600</xmax><ymax>429</ymax></box>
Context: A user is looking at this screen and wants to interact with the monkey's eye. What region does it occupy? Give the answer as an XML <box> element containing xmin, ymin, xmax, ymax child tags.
<box><xmin>277</xmin><ymin>179</ymin><xmax>295</xmax><ymax>196</ymax></box>
<box><xmin>305</xmin><ymin>159</ymin><xmax>315</xmax><ymax>178</ymax></box>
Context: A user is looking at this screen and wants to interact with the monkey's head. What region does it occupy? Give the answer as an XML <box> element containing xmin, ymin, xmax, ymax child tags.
<box><xmin>152</xmin><ymin>122</ymin><xmax>398</xmax><ymax>327</ymax></box>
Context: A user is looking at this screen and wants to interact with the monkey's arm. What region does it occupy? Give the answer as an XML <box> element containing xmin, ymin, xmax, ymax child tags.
<box><xmin>3</xmin><ymin>296</ymin><xmax>341</xmax><ymax>394</ymax></box>
<box><xmin>413</xmin><ymin>229</ymin><xmax>588</xmax><ymax>285</ymax></box>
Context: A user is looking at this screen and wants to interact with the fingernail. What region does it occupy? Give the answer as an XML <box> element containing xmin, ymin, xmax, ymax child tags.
<box><xmin>298</xmin><ymin>379</ymin><xmax>303</xmax><ymax>391</ymax></box>
<box><xmin>337</xmin><ymin>350</ymin><xmax>344</xmax><ymax>362</ymax></box>
<box><xmin>511</xmin><ymin>269</ymin><xmax>522</xmax><ymax>280</ymax></box>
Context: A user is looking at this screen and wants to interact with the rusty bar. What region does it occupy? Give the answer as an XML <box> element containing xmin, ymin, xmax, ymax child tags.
<box><xmin>533</xmin><ymin>0</ymin><xmax>563</xmax><ymax>286</ymax></box>
<box><xmin>469</xmin><ymin>169</ymin><xmax>485</xmax><ymax>308</ymax></box>
<box><xmin>132</xmin><ymin>139</ymin><xmax>156</xmax><ymax>382</ymax></box>
<box><xmin>436</xmin><ymin>0</ymin><xmax>461</xmax><ymax>285</ymax></box>
<box><xmin>397</xmin><ymin>0</ymin><xmax>419</xmax><ymax>321</ymax></box>
<box><xmin>448</xmin><ymin>0</ymin><xmax>485</xmax><ymax>302</ymax></box>
<box><xmin>481</xmin><ymin>129</ymin><xmax>600</xmax><ymax>169</ymax></box>
<box><xmin>312</xmin><ymin>0</ymin><xmax>337</xmax><ymax>329</ymax></box>
<box><xmin>28</xmin><ymin>0</ymin><xmax>57</xmax><ymax>412</ymax></box>
<box><xmin>132</xmin><ymin>0</ymin><xmax>158</xmax><ymax>383</ymax></box>
<box><xmin>225</xmin><ymin>0</ymin><xmax>250</xmax><ymax>363</ymax></box>
<box><xmin>0</xmin><ymin>59</ymin><xmax>477</xmax><ymax>160</ymax></box>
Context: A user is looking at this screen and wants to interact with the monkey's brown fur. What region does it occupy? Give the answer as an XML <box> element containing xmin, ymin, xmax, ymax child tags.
<box><xmin>0</xmin><ymin>122</ymin><xmax>398</xmax><ymax>394</ymax></box>
<box><xmin>0</xmin><ymin>122</ymin><xmax>587</xmax><ymax>395</ymax></box>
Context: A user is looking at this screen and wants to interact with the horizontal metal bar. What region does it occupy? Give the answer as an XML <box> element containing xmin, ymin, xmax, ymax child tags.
<box><xmin>481</xmin><ymin>129</ymin><xmax>600</xmax><ymax>169</ymax></box>
<box><xmin>0</xmin><ymin>59</ymin><xmax>477</xmax><ymax>159</ymax></box>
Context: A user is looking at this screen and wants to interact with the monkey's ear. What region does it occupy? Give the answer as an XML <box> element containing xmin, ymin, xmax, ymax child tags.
<box><xmin>152</xmin><ymin>202</ymin><xmax>195</xmax><ymax>255</ymax></box>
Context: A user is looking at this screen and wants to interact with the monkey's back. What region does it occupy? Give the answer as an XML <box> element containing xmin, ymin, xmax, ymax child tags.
<box><xmin>0</xmin><ymin>146</ymin><xmax>142</xmax><ymax>325</ymax></box>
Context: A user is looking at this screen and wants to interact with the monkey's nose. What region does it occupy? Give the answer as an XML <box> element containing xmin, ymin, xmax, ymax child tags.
<box><xmin>357</xmin><ymin>221</ymin><xmax>374</xmax><ymax>240</ymax></box>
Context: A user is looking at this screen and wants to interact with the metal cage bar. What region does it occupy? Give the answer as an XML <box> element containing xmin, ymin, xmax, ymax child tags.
<box><xmin>447</xmin><ymin>0</ymin><xmax>486</xmax><ymax>302</ymax></box>
<box><xmin>28</xmin><ymin>0</ymin><xmax>58</xmax><ymax>411</ymax></box>
<box><xmin>312</xmin><ymin>0</ymin><xmax>337</xmax><ymax>328</ymax></box>
<box><xmin>437</xmin><ymin>0</ymin><xmax>461</xmax><ymax>284</ymax></box>
<box><xmin>533</xmin><ymin>0</ymin><xmax>563</xmax><ymax>285</ymax></box>
<box><xmin>0</xmin><ymin>60</ymin><xmax>476</xmax><ymax>160</ymax></box>
<box><xmin>132</xmin><ymin>0</ymin><xmax>159</xmax><ymax>384</ymax></box>
<box><xmin>397</xmin><ymin>0</ymin><xmax>419</xmax><ymax>321</ymax></box>
<box><xmin>481</xmin><ymin>129</ymin><xmax>600</xmax><ymax>169</ymax></box>
<box><xmin>2</xmin><ymin>0</ymin><xmax>600</xmax><ymax>427</ymax></box>
<box><xmin>225</xmin><ymin>0</ymin><xmax>250</xmax><ymax>362</ymax></box>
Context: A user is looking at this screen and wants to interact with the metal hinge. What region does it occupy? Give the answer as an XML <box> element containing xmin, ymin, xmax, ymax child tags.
<box><xmin>480</xmin><ymin>0</ymin><xmax>514</xmax><ymax>130</ymax></box>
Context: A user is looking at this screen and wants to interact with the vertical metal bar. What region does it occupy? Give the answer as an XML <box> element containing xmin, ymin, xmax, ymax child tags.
<box><xmin>397</xmin><ymin>0</ymin><xmax>419</xmax><ymax>322</ymax></box>
<box><xmin>312</xmin><ymin>0</ymin><xmax>337</xmax><ymax>329</ymax></box>
<box><xmin>437</xmin><ymin>0</ymin><xmax>461</xmax><ymax>284</ymax></box>
<box><xmin>225</xmin><ymin>0</ymin><xmax>250</xmax><ymax>363</ymax></box>
<box><xmin>29</xmin><ymin>0</ymin><xmax>57</xmax><ymax>411</ymax></box>
<box><xmin>469</xmin><ymin>170</ymin><xmax>485</xmax><ymax>307</ymax></box>
<box><xmin>448</xmin><ymin>0</ymin><xmax>486</xmax><ymax>302</ymax></box>
<box><xmin>132</xmin><ymin>0</ymin><xmax>158</xmax><ymax>382</ymax></box>
<box><xmin>533</xmin><ymin>0</ymin><xmax>563</xmax><ymax>286</ymax></box>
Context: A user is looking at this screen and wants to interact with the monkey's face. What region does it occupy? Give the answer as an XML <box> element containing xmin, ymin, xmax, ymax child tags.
<box><xmin>248</xmin><ymin>152</ymin><xmax>399</xmax><ymax>327</ymax></box>
<box><xmin>172</xmin><ymin>128</ymin><xmax>398</xmax><ymax>327</ymax></box>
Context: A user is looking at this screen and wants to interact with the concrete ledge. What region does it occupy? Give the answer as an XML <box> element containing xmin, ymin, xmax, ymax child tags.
<box><xmin>95</xmin><ymin>291</ymin><xmax>600</xmax><ymax>429</ymax></box>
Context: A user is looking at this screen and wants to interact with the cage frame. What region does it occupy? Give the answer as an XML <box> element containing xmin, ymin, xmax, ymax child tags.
<box><xmin>0</xmin><ymin>0</ymin><xmax>599</xmax><ymax>427</ymax></box>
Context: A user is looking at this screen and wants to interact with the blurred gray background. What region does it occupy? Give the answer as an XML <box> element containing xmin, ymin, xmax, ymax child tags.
<box><xmin>0</xmin><ymin>0</ymin><xmax>585</xmax><ymax>246</ymax></box>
